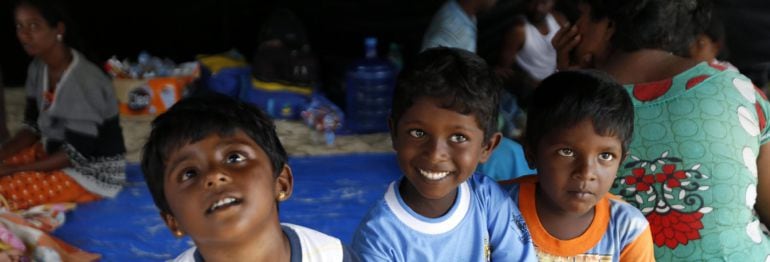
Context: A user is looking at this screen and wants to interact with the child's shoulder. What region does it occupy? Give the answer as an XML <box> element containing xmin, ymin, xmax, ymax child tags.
<box><xmin>282</xmin><ymin>223</ymin><xmax>342</xmax><ymax>243</ymax></box>
<box><xmin>605</xmin><ymin>195</ymin><xmax>649</xmax><ymax>229</ymax></box>
<box><xmin>467</xmin><ymin>172</ymin><xmax>519</xmax><ymax>201</ymax></box>
<box><xmin>282</xmin><ymin>223</ymin><xmax>354</xmax><ymax>262</ymax></box>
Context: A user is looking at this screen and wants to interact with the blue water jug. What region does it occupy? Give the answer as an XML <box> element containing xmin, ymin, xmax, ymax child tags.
<box><xmin>345</xmin><ymin>37</ymin><xmax>396</xmax><ymax>133</ymax></box>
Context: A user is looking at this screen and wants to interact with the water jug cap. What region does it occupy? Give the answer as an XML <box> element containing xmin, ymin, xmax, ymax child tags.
<box><xmin>364</xmin><ymin>37</ymin><xmax>378</xmax><ymax>58</ymax></box>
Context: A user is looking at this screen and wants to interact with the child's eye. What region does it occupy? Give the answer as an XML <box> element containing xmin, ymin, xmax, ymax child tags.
<box><xmin>226</xmin><ymin>153</ymin><xmax>246</xmax><ymax>164</ymax></box>
<box><xmin>449</xmin><ymin>134</ymin><xmax>468</xmax><ymax>143</ymax></box>
<box><xmin>181</xmin><ymin>169</ymin><xmax>197</xmax><ymax>181</ymax></box>
<box><xmin>599</xmin><ymin>153</ymin><xmax>614</xmax><ymax>161</ymax></box>
<box><xmin>408</xmin><ymin>129</ymin><xmax>425</xmax><ymax>138</ymax></box>
<box><xmin>557</xmin><ymin>148</ymin><xmax>574</xmax><ymax>157</ymax></box>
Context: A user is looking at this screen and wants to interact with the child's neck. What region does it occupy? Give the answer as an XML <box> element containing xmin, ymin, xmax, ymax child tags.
<box><xmin>534</xmin><ymin>186</ymin><xmax>595</xmax><ymax>240</ymax></box>
<box><xmin>399</xmin><ymin>179</ymin><xmax>458</xmax><ymax>218</ymax></box>
<box><xmin>196</xmin><ymin>222</ymin><xmax>291</xmax><ymax>261</ymax></box>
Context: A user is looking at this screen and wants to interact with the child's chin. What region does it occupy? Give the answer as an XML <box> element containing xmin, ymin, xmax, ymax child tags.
<box><xmin>566</xmin><ymin>204</ymin><xmax>596</xmax><ymax>215</ymax></box>
<box><xmin>415</xmin><ymin>187</ymin><xmax>455</xmax><ymax>200</ymax></box>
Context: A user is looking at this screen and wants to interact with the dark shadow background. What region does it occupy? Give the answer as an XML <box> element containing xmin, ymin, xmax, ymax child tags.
<box><xmin>0</xmin><ymin>0</ymin><xmax>534</xmax><ymax>103</ymax></box>
<box><xmin>1</xmin><ymin>0</ymin><xmax>447</xmax><ymax>94</ymax></box>
<box><xmin>4</xmin><ymin>0</ymin><xmax>765</xmax><ymax>95</ymax></box>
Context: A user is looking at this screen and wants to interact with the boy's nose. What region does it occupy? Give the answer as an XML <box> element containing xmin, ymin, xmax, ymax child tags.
<box><xmin>573</xmin><ymin>158</ymin><xmax>597</xmax><ymax>182</ymax></box>
<box><xmin>425</xmin><ymin>139</ymin><xmax>450</xmax><ymax>162</ymax></box>
<box><xmin>204</xmin><ymin>171</ymin><xmax>231</xmax><ymax>187</ymax></box>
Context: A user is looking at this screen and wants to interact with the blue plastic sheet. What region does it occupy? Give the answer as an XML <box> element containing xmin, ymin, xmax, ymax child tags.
<box><xmin>54</xmin><ymin>153</ymin><xmax>401</xmax><ymax>261</ymax></box>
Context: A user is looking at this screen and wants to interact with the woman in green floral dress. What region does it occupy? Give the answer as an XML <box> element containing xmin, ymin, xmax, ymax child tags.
<box><xmin>552</xmin><ymin>0</ymin><xmax>770</xmax><ymax>260</ymax></box>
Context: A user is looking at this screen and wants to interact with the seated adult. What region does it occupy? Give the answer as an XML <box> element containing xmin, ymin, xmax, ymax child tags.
<box><xmin>2</xmin><ymin>0</ymin><xmax>126</xmax><ymax>210</ymax></box>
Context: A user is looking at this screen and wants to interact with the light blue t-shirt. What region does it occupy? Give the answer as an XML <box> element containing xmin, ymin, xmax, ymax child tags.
<box><xmin>351</xmin><ymin>173</ymin><xmax>536</xmax><ymax>261</ymax></box>
<box><xmin>421</xmin><ymin>0</ymin><xmax>477</xmax><ymax>52</ymax></box>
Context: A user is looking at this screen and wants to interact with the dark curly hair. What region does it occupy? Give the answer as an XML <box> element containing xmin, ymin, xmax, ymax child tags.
<box><xmin>141</xmin><ymin>94</ymin><xmax>288</xmax><ymax>216</ymax></box>
<box><xmin>390</xmin><ymin>47</ymin><xmax>500</xmax><ymax>142</ymax></box>
<box><xmin>581</xmin><ymin>0</ymin><xmax>712</xmax><ymax>54</ymax></box>
<box><xmin>525</xmin><ymin>70</ymin><xmax>634</xmax><ymax>155</ymax></box>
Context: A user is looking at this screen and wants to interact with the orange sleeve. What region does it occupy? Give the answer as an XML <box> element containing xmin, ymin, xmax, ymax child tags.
<box><xmin>619</xmin><ymin>226</ymin><xmax>655</xmax><ymax>262</ymax></box>
<box><xmin>498</xmin><ymin>174</ymin><xmax>538</xmax><ymax>186</ymax></box>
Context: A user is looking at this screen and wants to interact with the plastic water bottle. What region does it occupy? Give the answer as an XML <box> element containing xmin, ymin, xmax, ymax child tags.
<box><xmin>345</xmin><ymin>37</ymin><xmax>396</xmax><ymax>133</ymax></box>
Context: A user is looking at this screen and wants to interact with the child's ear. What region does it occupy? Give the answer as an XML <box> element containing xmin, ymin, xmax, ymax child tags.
<box><xmin>161</xmin><ymin>211</ymin><xmax>185</xmax><ymax>238</ymax></box>
<box><xmin>479</xmin><ymin>132</ymin><xmax>502</xmax><ymax>163</ymax></box>
<box><xmin>274</xmin><ymin>164</ymin><xmax>294</xmax><ymax>202</ymax></box>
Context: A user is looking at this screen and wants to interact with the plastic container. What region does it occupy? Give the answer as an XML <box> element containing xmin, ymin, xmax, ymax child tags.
<box><xmin>344</xmin><ymin>37</ymin><xmax>396</xmax><ymax>133</ymax></box>
<box><xmin>301</xmin><ymin>93</ymin><xmax>344</xmax><ymax>146</ymax></box>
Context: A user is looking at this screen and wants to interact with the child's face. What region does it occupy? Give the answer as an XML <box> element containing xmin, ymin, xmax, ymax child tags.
<box><xmin>391</xmin><ymin>97</ymin><xmax>498</xmax><ymax>201</ymax></box>
<box><xmin>528</xmin><ymin>119</ymin><xmax>622</xmax><ymax>216</ymax></box>
<box><xmin>160</xmin><ymin>130</ymin><xmax>292</xmax><ymax>244</ymax></box>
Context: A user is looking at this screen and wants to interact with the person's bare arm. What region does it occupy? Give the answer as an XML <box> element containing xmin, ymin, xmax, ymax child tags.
<box><xmin>0</xmin><ymin>150</ymin><xmax>70</xmax><ymax>176</ymax></box>
<box><xmin>497</xmin><ymin>21</ymin><xmax>526</xmax><ymax>69</ymax></box>
<box><xmin>0</xmin><ymin>129</ymin><xmax>39</xmax><ymax>161</ymax></box>
<box><xmin>756</xmin><ymin>143</ymin><xmax>770</xmax><ymax>226</ymax></box>
<box><xmin>494</xmin><ymin>21</ymin><xmax>540</xmax><ymax>101</ymax></box>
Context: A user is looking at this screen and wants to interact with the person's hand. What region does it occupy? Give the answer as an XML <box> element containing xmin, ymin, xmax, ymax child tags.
<box><xmin>551</xmin><ymin>23</ymin><xmax>592</xmax><ymax>70</ymax></box>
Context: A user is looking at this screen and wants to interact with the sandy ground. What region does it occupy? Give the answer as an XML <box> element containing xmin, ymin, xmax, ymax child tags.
<box><xmin>3</xmin><ymin>87</ymin><xmax>393</xmax><ymax>163</ymax></box>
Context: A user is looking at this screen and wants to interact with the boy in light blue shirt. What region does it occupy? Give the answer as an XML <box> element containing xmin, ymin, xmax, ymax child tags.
<box><xmin>351</xmin><ymin>47</ymin><xmax>536</xmax><ymax>261</ymax></box>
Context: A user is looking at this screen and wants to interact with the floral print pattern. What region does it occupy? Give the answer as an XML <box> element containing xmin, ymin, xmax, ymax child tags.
<box><xmin>615</xmin><ymin>151</ymin><xmax>711</xmax><ymax>249</ymax></box>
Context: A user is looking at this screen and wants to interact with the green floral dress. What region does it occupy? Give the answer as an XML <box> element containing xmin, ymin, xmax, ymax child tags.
<box><xmin>611</xmin><ymin>62</ymin><xmax>770</xmax><ymax>261</ymax></box>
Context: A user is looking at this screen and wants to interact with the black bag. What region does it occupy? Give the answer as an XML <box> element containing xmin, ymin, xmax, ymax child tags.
<box><xmin>252</xmin><ymin>8</ymin><xmax>319</xmax><ymax>87</ymax></box>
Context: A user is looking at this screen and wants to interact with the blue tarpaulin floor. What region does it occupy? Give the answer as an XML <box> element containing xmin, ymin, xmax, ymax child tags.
<box><xmin>53</xmin><ymin>153</ymin><xmax>401</xmax><ymax>261</ymax></box>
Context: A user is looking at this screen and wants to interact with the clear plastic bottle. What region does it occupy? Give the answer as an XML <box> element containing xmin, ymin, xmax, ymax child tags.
<box><xmin>344</xmin><ymin>37</ymin><xmax>397</xmax><ymax>133</ymax></box>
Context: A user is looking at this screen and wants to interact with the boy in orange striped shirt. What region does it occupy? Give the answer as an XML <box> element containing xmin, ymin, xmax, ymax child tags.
<box><xmin>502</xmin><ymin>70</ymin><xmax>654</xmax><ymax>261</ymax></box>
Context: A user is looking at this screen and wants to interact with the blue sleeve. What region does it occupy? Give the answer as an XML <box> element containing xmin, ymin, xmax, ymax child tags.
<box><xmin>341</xmin><ymin>244</ymin><xmax>362</xmax><ymax>262</ymax></box>
<box><xmin>350</xmin><ymin>210</ymin><xmax>396</xmax><ymax>262</ymax></box>
<box><xmin>477</xmin><ymin>174</ymin><xmax>537</xmax><ymax>261</ymax></box>
<box><xmin>477</xmin><ymin>137</ymin><xmax>536</xmax><ymax>181</ymax></box>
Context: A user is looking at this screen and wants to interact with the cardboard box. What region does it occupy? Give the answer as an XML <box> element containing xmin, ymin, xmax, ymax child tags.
<box><xmin>114</xmin><ymin>76</ymin><xmax>193</xmax><ymax>116</ymax></box>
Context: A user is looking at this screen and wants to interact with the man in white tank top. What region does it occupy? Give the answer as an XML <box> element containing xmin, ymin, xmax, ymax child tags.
<box><xmin>496</xmin><ymin>0</ymin><xmax>566</xmax><ymax>81</ymax></box>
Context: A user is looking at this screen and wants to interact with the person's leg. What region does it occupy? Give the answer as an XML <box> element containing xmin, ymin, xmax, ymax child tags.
<box><xmin>0</xmin><ymin>144</ymin><xmax>100</xmax><ymax>210</ymax></box>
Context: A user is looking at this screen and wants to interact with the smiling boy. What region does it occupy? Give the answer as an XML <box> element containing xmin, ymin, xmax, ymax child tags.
<box><xmin>502</xmin><ymin>70</ymin><xmax>654</xmax><ymax>261</ymax></box>
<box><xmin>351</xmin><ymin>47</ymin><xmax>536</xmax><ymax>261</ymax></box>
